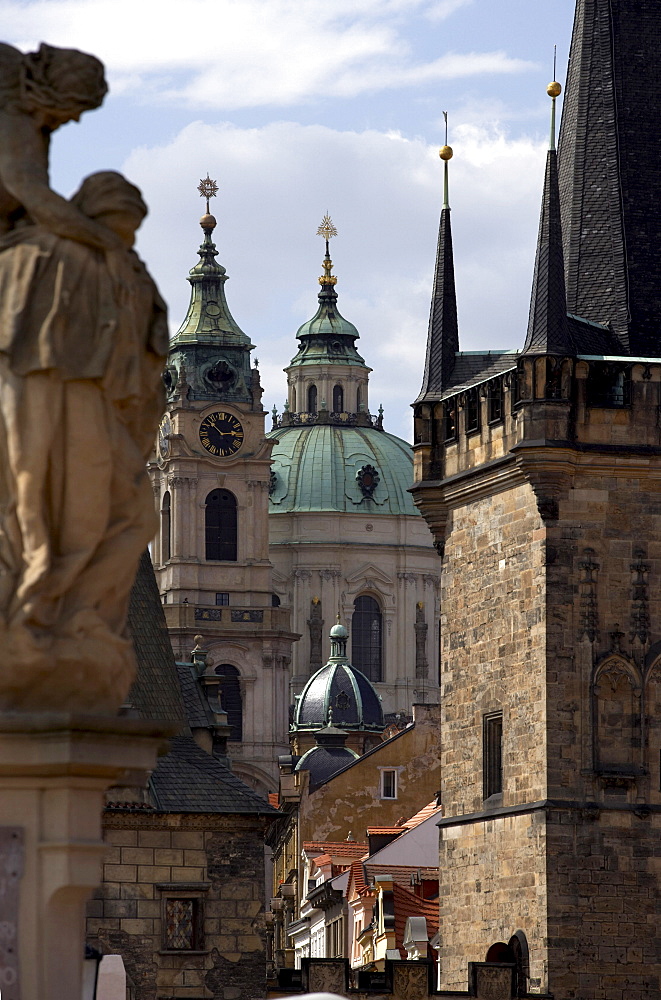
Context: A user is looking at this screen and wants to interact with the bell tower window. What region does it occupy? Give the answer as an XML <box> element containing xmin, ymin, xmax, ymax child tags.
<box><xmin>215</xmin><ymin>664</ymin><xmax>243</xmax><ymax>741</ymax></box>
<box><xmin>161</xmin><ymin>491</ymin><xmax>171</xmax><ymax>561</ymax></box>
<box><xmin>352</xmin><ymin>595</ymin><xmax>383</xmax><ymax>682</ymax></box>
<box><xmin>333</xmin><ymin>384</ymin><xmax>344</xmax><ymax>412</ymax></box>
<box><xmin>308</xmin><ymin>384</ymin><xmax>318</xmax><ymax>414</ymax></box>
<box><xmin>205</xmin><ymin>489</ymin><xmax>237</xmax><ymax>561</ymax></box>
<box><xmin>356</xmin><ymin>385</ymin><xmax>362</xmax><ymax>411</ymax></box>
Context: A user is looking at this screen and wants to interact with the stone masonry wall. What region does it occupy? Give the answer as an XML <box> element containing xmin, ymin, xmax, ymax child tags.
<box><xmin>439</xmin><ymin>811</ymin><xmax>548</xmax><ymax>991</ymax></box>
<box><xmin>440</xmin><ymin>483</ymin><xmax>547</xmax><ymax>815</ymax></box>
<box><xmin>87</xmin><ymin>813</ymin><xmax>269</xmax><ymax>1000</ymax></box>
<box><xmin>437</xmin><ymin>483</ymin><xmax>548</xmax><ymax>990</ymax></box>
<box><xmin>541</xmin><ymin>464</ymin><xmax>661</xmax><ymax>998</ymax></box>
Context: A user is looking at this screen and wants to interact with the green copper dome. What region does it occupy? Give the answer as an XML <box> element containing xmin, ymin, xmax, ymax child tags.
<box><xmin>267</xmin><ymin>424</ymin><xmax>418</xmax><ymax>515</ymax></box>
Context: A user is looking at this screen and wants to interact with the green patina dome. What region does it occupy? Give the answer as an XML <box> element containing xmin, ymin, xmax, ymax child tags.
<box><xmin>267</xmin><ymin>424</ymin><xmax>418</xmax><ymax>515</ymax></box>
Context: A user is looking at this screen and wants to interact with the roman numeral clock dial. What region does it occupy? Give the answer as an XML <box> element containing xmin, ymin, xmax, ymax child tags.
<box><xmin>199</xmin><ymin>411</ymin><xmax>244</xmax><ymax>458</ymax></box>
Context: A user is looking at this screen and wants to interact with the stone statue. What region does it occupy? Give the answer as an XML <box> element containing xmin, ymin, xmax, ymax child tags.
<box><xmin>0</xmin><ymin>42</ymin><xmax>168</xmax><ymax>712</ymax></box>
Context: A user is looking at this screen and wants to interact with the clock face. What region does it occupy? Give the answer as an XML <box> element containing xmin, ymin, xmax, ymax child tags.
<box><xmin>199</xmin><ymin>411</ymin><xmax>244</xmax><ymax>457</ymax></box>
<box><xmin>158</xmin><ymin>414</ymin><xmax>172</xmax><ymax>460</ymax></box>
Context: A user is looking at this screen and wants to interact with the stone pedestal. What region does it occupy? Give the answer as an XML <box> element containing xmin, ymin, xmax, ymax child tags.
<box><xmin>0</xmin><ymin>714</ymin><xmax>170</xmax><ymax>1000</ymax></box>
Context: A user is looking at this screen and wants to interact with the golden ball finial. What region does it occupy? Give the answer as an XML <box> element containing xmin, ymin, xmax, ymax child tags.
<box><xmin>200</xmin><ymin>213</ymin><xmax>217</xmax><ymax>231</ymax></box>
<box><xmin>439</xmin><ymin>145</ymin><xmax>453</xmax><ymax>161</ymax></box>
<box><xmin>547</xmin><ymin>81</ymin><xmax>562</xmax><ymax>98</ymax></box>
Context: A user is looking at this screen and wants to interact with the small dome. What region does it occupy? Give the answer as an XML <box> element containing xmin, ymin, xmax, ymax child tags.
<box><xmin>295</xmin><ymin>741</ymin><xmax>358</xmax><ymax>788</ymax></box>
<box><xmin>293</xmin><ymin>657</ymin><xmax>385</xmax><ymax>733</ymax></box>
<box><xmin>330</xmin><ymin>622</ymin><xmax>348</xmax><ymax>639</ymax></box>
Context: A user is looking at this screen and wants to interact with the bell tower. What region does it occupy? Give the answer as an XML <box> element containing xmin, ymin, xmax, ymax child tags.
<box><xmin>150</xmin><ymin>177</ymin><xmax>297</xmax><ymax>795</ymax></box>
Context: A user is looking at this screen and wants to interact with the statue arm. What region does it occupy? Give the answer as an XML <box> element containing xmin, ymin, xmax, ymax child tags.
<box><xmin>0</xmin><ymin>112</ymin><xmax>121</xmax><ymax>250</ymax></box>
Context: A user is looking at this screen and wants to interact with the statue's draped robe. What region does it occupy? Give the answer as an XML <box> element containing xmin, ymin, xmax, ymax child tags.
<box><xmin>0</xmin><ymin>229</ymin><xmax>167</xmax><ymax>707</ymax></box>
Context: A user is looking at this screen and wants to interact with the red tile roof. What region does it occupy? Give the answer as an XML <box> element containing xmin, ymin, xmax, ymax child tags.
<box><xmin>268</xmin><ymin>793</ymin><xmax>280</xmax><ymax>808</ymax></box>
<box><xmin>392</xmin><ymin>883</ymin><xmax>439</xmax><ymax>956</ymax></box>
<box><xmin>303</xmin><ymin>841</ymin><xmax>368</xmax><ymax>859</ymax></box>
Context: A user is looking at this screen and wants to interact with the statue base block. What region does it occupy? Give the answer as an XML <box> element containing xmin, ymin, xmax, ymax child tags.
<box><xmin>0</xmin><ymin>713</ymin><xmax>173</xmax><ymax>1000</ymax></box>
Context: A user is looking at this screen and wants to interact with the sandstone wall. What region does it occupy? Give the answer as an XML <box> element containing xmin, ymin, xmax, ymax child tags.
<box><xmin>87</xmin><ymin>814</ymin><xmax>269</xmax><ymax>1000</ymax></box>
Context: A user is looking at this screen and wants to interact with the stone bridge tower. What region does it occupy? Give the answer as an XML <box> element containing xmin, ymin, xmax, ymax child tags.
<box><xmin>412</xmin><ymin>2</ymin><xmax>661</xmax><ymax>996</ymax></box>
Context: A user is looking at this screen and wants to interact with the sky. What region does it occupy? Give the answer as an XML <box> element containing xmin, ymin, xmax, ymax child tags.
<box><xmin>4</xmin><ymin>0</ymin><xmax>579</xmax><ymax>441</ymax></box>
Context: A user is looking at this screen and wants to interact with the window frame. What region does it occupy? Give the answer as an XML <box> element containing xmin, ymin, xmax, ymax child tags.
<box><xmin>205</xmin><ymin>488</ymin><xmax>238</xmax><ymax>562</ymax></box>
<box><xmin>483</xmin><ymin>712</ymin><xmax>503</xmax><ymax>802</ymax></box>
<box><xmin>157</xmin><ymin>882</ymin><xmax>211</xmax><ymax>955</ymax></box>
<box><xmin>352</xmin><ymin>594</ymin><xmax>383</xmax><ymax>682</ymax></box>
<box><xmin>379</xmin><ymin>768</ymin><xmax>398</xmax><ymax>800</ymax></box>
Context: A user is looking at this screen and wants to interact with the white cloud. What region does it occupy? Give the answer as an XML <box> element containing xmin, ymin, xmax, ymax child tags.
<box><xmin>3</xmin><ymin>0</ymin><xmax>534</xmax><ymax>108</ymax></box>
<box><xmin>122</xmin><ymin>118</ymin><xmax>546</xmax><ymax>441</ymax></box>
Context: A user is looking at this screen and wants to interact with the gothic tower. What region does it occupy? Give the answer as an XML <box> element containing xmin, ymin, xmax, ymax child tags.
<box><xmin>412</xmin><ymin>3</ymin><xmax>661</xmax><ymax>996</ymax></box>
<box><xmin>150</xmin><ymin>181</ymin><xmax>297</xmax><ymax>795</ymax></box>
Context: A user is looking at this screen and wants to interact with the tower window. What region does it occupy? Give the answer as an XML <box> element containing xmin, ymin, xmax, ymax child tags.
<box><xmin>444</xmin><ymin>400</ymin><xmax>457</xmax><ymax>441</ymax></box>
<box><xmin>488</xmin><ymin>380</ymin><xmax>503</xmax><ymax>423</ymax></box>
<box><xmin>215</xmin><ymin>664</ymin><xmax>243</xmax><ymax>741</ymax></box>
<box><xmin>215</xmin><ymin>592</ymin><xmax>230</xmax><ymax>606</ymax></box>
<box><xmin>333</xmin><ymin>384</ymin><xmax>344</xmax><ymax>412</ymax></box>
<box><xmin>205</xmin><ymin>489</ymin><xmax>237</xmax><ymax>561</ymax></box>
<box><xmin>466</xmin><ymin>387</ymin><xmax>480</xmax><ymax>433</ymax></box>
<box><xmin>356</xmin><ymin>385</ymin><xmax>363</xmax><ymax>411</ymax></box>
<box><xmin>352</xmin><ymin>595</ymin><xmax>383</xmax><ymax>682</ymax></box>
<box><xmin>483</xmin><ymin>712</ymin><xmax>503</xmax><ymax>800</ymax></box>
<box><xmin>308</xmin><ymin>384</ymin><xmax>318</xmax><ymax>414</ymax></box>
<box><xmin>161</xmin><ymin>491</ymin><xmax>171</xmax><ymax>561</ymax></box>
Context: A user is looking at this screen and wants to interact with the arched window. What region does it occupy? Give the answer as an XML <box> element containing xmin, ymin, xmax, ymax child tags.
<box><xmin>161</xmin><ymin>491</ymin><xmax>171</xmax><ymax>561</ymax></box>
<box><xmin>308</xmin><ymin>384</ymin><xmax>318</xmax><ymax>413</ymax></box>
<box><xmin>356</xmin><ymin>385</ymin><xmax>362</xmax><ymax>411</ymax></box>
<box><xmin>352</xmin><ymin>595</ymin><xmax>382</xmax><ymax>682</ymax></box>
<box><xmin>215</xmin><ymin>664</ymin><xmax>242</xmax><ymax>741</ymax></box>
<box><xmin>333</xmin><ymin>384</ymin><xmax>344</xmax><ymax>412</ymax></box>
<box><xmin>205</xmin><ymin>489</ymin><xmax>237</xmax><ymax>561</ymax></box>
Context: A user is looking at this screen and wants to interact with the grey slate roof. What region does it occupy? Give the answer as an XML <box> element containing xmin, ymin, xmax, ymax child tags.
<box><xmin>151</xmin><ymin>736</ymin><xmax>278</xmax><ymax>815</ymax></box>
<box><xmin>126</xmin><ymin>553</ymin><xmax>274</xmax><ymax>817</ymax></box>
<box><xmin>416</xmin><ymin>206</ymin><xmax>459</xmax><ymax>401</ymax></box>
<box><xmin>441</xmin><ymin>351</ymin><xmax>518</xmax><ymax>400</ymax></box>
<box><xmin>176</xmin><ymin>662</ymin><xmax>214</xmax><ymax>730</ymax></box>
<box><xmin>523</xmin><ymin>149</ymin><xmax>572</xmax><ymax>356</ymax></box>
<box><xmin>127</xmin><ymin>551</ymin><xmax>187</xmax><ymax>728</ymax></box>
<box><xmin>558</xmin><ymin>0</ymin><xmax>661</xmax><ymax>357</ymax></box>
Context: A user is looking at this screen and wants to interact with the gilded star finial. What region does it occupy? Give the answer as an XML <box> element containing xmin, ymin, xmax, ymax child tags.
<box><xmin>317</xmin><ymin>213</ymin><xmax>338</xmax><ymax>287</ymax></box>
<box><xmin>198</xmin><ymin>174</ymin><xmax>219</xmax><ymax>214</ymax></box>
<box><xmin>317</xmin><ymin>213</ymin><xmax>338</xmax><ymax>241</ymax></box>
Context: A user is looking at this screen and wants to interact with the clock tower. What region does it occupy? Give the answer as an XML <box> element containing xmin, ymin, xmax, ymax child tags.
<box><xmin>150</xmin><ymin>178</ymin><xmax>297</xmax><ymax>795</ymax></box>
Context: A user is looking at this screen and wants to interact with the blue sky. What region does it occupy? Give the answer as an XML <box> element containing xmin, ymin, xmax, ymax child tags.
<box><xmin>5</xmin><ymin>0</ymin><xmax>578</xmax><ymax>440</ymax></box>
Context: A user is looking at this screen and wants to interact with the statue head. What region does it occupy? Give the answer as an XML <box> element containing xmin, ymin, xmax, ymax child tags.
<box><xmin>21</xmin><ymin>43</ymin><xmax>107</xmax><ymax>126</ymax></box>
<box><xmin>72</xmin><ymin>171</ymin><xmax>147</xmax><ymax>247</ymax></box>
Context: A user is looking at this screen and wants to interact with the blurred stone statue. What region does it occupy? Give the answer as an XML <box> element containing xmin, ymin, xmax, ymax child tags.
<box><xmin>0</xmin><ymin>41</ymin><xmax>168</xmax><ymax>712</ymax></box>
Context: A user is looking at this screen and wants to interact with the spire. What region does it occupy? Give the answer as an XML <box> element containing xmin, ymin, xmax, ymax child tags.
<box><xmin>523</xmin><ymin>79</ymin><xmax>573</xmax><ymax>356</ymax></box>
<box><xmin>288</xmin><ymin>215</ymin><xmax>366</xmax><ymax>366</ymax></box>
<box><xmin>558</xmin><ymin>0</ymin><xmax>661</xmax><ymax>356</ymax></box>
<box><xmin>171</xmin><ymin>175</ymin><xmax>252</xmax><ymax>349</ymax></box>
<box><xmin>415</xmin><ymin>119</ymin><xmax>459</xmax><ymax>402</ymax></box>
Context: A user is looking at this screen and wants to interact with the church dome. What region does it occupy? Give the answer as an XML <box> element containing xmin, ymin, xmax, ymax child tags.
<box><xmin>295</xmin><ymin>724</ymin><xmax>359</xmax><ymax>788</ymax></box>
<box><xmin>267</xmin><ymin>424</ymin><xmax>418</xmax><ymax>516</ymax></box>
<box><xmin>293</xmin><ymin>644</ymin><xmax>385</xmax><ymax>733</ymax></box>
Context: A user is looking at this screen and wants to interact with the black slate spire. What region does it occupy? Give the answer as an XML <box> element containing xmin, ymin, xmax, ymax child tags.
<box><xmin>523</xmin><ymin>83</ymin><xmax>573</xmax><ymax>356</ymax></box>
<box><xmin>416</xmin><ymin>141</ymin><xmax>459</xmax><ymax>402</ymax></box>
<box><xmin>558</xmin><ymin>0</ymin><xmax>661</xmax><ymax>357</ymax></box>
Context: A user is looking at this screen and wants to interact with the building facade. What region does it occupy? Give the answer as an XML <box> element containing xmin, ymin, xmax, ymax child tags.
<box><xmin>149</xmin><ymin>202</ymin><xmax>297</xmax><ymax>794</ymax></box>
<box><xmin>411</xmin><ymin>1</ymin><xmax>661</xmax><ymax>996</ymax></box>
